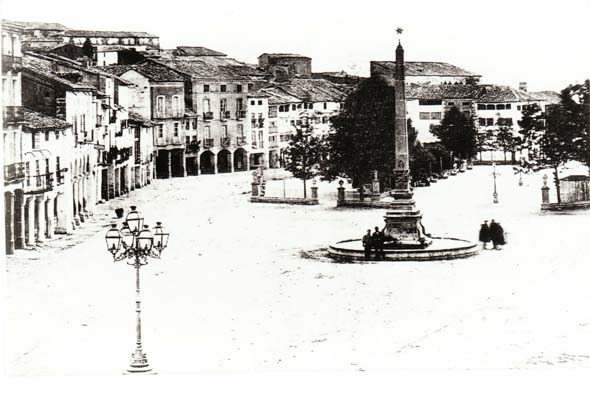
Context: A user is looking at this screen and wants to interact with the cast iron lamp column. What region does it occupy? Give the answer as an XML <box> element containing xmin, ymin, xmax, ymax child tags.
<box><xmin>105</xmin><ymin>206</ymin><xmax>169</xmax><ymax>374</ymax></box>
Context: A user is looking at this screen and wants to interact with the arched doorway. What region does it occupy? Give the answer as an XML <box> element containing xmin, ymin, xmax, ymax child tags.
<box><xmin>217</xmin><ymin>149</ymin><xmax>231</xmax><ymax>173</ymax></box>
<box><xmin>233</xmin><ymin>148</ymin><xmax>248</xmax><ymax>172</ymax></box>
<box><xmin>200</xmin><ymin>151</ymin><xmax>215</xmax><ymax>174</ymax></box>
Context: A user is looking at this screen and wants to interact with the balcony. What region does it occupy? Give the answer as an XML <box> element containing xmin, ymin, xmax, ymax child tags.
<box><xmin>4</xmin><ymin>162</ymin><xmax>25</xmax><ymax>185</ymax></box>
<box><xmin>258</xmin><ymin>119</ymin><xmax>265</xmax><ymax>128</ymax></box>
<box><xmin>2</xmin><ymin>54</ymin><xmax>23</xmax><ymax>72</ymax></box>
<box><xmin>203</xmin><ymin>138</ymin><xmax>214</xmax><ymax>149</ymax></box>
<box><xmin>236</xmin><ymin>110</ymin><xmax>246</xmax><ymax>119</ymax></box>
<box><xmin>269</xmin><ymin>126</ymin><xmax>278</xmax><ymax>134</ymax></box>
<box><xmin>236</xmin><ymin>136</ymin><xmax>247</xmax><ymax>146</ymax></box>
<box><xmin>26</xmin><ymin>173</ymin><xmax>54</xmax><ymax>194</ymax></box>
<box><xmin>203</xmin><ymin>112</ymin><xmax>214</xmax><ymax>121</ymax></box>
<box><xmin>220</xmin><ymin>111</ymin><xmax>231</xmax><ymax>121</ymax></box>
<box><xmin>221</xmin><ymin>137</ymin><xmax>231</xmax><ymax>147</ymax></box>
<box><xmin>269</xmin><ymin>141</ymin><xmax>279</xmax><ymax>148</ymax></box>
<box><xmin>2</xmin><ymin>106</ymin><xmax>25</xmax><ymax>124</ymax></box>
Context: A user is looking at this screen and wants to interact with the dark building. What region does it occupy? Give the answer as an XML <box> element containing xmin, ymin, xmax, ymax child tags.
<box><xmin>258</xmin><ymin>53</ymin><xmax>312</xmax><ymax>79</ymax></box>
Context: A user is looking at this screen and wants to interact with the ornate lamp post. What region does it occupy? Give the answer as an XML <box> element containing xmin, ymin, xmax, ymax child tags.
<box><xmin>105</xmin><ymin>206</ymin><xmax>169</xmax><ymax>374</ymax></box>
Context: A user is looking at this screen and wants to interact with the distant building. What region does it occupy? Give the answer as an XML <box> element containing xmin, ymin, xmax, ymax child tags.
<box><xmin>62</xmin><ymin>30</ymin><xmax>160</xmax><ymax>50</ymax></box>
<box><xmin>258</xmin><ymin>53</ymin><xmax>312</xmax><ymax>79</ymax></box>
<box><xmin>371</xmin><ymin>60</ymin><xmax>481</xmax><ymax>85</ymax></box>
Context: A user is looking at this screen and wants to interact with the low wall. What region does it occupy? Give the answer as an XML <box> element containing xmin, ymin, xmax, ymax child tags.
<box><xmin>541</xmin><ymin>201</ymin><xmax>590</xmax><ymax>211</ymax></box>
<box><xmin>337</xmin><ymin>199</ymin><xmax>408</xmax><ymax>209</ymax></box>
<box><xmin>250</xmin><ymin>196</ymin><xmax>319</xmax><ymax>205</ymax></box>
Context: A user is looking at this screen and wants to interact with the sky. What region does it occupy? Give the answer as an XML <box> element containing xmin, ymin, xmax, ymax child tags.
<box><xmin>1</xmin><ymin>0</ymin><xmax>589</xmax><ymax>92</ymax></box>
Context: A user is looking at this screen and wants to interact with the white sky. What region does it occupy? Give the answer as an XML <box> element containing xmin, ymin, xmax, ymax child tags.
<box><xmin>1</xmin><ymin>0</ymin><xmax>589</xmax><ymax>92</ymax></box>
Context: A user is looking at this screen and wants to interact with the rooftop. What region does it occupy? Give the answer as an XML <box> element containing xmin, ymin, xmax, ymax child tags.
<box><xmin>271</xmin><ymin>78</ymin><xmax>350</xmax><ymax>102</ymax></box>
<box><xmin>372</xmin><ymin>61</ymin><xmax>481</xmax><ymax>78</ymax></box>
<box><xmin>24</xmin><ymin>109</ymin><xmax>71</xmax><ymax>130</ymax></box>
<box><xmin>96</xmin><ymin>61</ymin><xmax>185</xmax><ymax>82</ymax></box>
<box><xmin>259</xmin><ymin>53</ymin><xmax>310</xmax><ymax>59</ymax></box>
<box><xmin>23</xmin><ymin>54</ymin><xmax>96</xmax><ymax>91</ymax></box>
<box><xmin>128</xmin><ymin>111</ymin><xmax>156</xmax><ymax>127</ymax></box>
<box><xmin>155</xmin><ymin>56</ymin><xmax>266</xmax><ymax>80</ymax></box>
<box><xmin>528</xmin><ymin>90</ymin><xmax>561</xmax><ymax>105</ymax></box>
<box><xmin>175</xmin><ymin>46</ymin><xmax>227</xmax><ymax>57</ymax></box>
<box><xmin>9</xmin><ymin>20</ymin><xmax>68</xmax><ymax>31</ymax></box>
<box><xmin>406</xmin><ymin>82</ymin><xmax>556</xmax><ymax>103</ymax></box>
<box><xmin>260</xmin><ymin>86</ymin><xmax>301</xmax><ymax>105</ymax></box>
<box><xmin>64</xmin><ymin>29</ymin><xmax>158</xmax><ymax>38</ymax></box>
<box><xmin>476</xmin><ymin>84</ymin><xmax>538</xmax><ymax>103</ymax></box>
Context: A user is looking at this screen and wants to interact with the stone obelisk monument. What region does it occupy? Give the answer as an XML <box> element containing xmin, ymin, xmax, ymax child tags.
<box><xmin>382</xmin><ymin>31</ymin><xmax>431</xmax><ymax>247</ymax></box>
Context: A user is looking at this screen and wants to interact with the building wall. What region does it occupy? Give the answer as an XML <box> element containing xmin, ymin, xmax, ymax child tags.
<box><xmin>97</xmin><ymin>51</ymin><xmax>118</xmax><ymax>67</ymax></box>
<box><xmin>120</xmin><ymin>70</ymin><xmax>151</xmax><ymax>118</ymax></box>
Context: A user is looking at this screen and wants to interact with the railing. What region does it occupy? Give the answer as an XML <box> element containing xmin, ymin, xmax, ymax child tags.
<box><xmin>258</xmin><ymin>119</ymin><xmax>265</xmax><ymax>128</ymax></box>
<box><xmin>186</xmin><ymin>141</ymin><xmax>200</xmax><ymax>154</ymax></box>
<box><xmin>203</xmin><ymin>112</ymin><xmax>214</xmax><ymax>120</ymax></box>
<box><xmin>236</xmin><ymin>136</ymin><xmax>247</xmax><ymax>146</ymax></box>
<box><xmin>2</xmin><ymin>55</ymin><xmax>23</xmax><ymax>72</ymax></box>
<box><xmin>2</xmin><ymin>106</ymin><xmax>25</xmax><ymax>124</ymax></box>
<box><xmin>4</xmin><ymin>162</ymin><xmax>25</xmax><ymax>185</ymax></box>
<box><xmin>203</xmin><ymin>138</ymin><xmax>214</xmax><ymax>148</ymax></box>
<box><xmin>221</xmin><ymin>137</ymin><xmax>231</xmax><ymax>147</ymax></box>
<box><xmin>26</xmin><ymin>173</ymin><xmax>54</xmax><ymax>194</ymax></box>
<box><xmin>220</xmin><ymin>111</ymin><xmax>231</xmax><ymax>120</ymax></box>
<box><xmin>269</xmin><ymin>126</ymin><xmax>278</xmax><ymax>134</ymax></box>
<box><xmin>236</xmin><ymin>110</ymin><xmax>246</xmax><ymax>119</ymax></box>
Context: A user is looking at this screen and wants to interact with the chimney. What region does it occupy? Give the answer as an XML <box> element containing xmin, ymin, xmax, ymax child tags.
<box><xmin>519</xmin><ymin>82</ymin><xmax>527</xmax><ymax>92</ymax></box>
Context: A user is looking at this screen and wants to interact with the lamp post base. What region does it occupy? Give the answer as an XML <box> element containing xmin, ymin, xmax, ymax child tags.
<box><xmin>124</xmin><ymin>350</ymin><xmax>155</xmax><ymax>374</ymax></box>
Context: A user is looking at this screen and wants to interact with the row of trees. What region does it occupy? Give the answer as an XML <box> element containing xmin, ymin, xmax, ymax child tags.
<box><xmin>284</xmin><ymin>77</ymin><xmax>589</xmax><ymax>201</ymax></box>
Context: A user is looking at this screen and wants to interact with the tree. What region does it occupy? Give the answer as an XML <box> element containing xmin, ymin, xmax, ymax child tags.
<box><xmin>423</xmin><ymin>142</ymin><xmax>452</xmax><ymax>174</ymax></box>
<box><xmin>565</xmin><ymin>81</ymin><xmax>590</xmax><ymax>174</ymax></box>
<box><xmin>410</xmin><ymin>140</ymin><xmax>436</xmax><ymax>183</ymax></box>
<box><xmin>82</xmin><ymin>38</ymin><xmax>94</xmax><ymax>59</ymax></box>
<box><xmin>518</xmin><ymin>103</ymin><xmax>545</xmax><ymax>161</ymax></box>
<box><xmin>284</xmin><ymin>123</ymin><xmax>325</xmax><ymax>198</ymax></box>
<box><xmin>495</xmin><ymin>121</ymin><xmax>520</xmax><ymax>162</ymax></box>
<box><xmin>321</xmin><ymin>77</ymin><xmax>395</xmax><ymax>197</ymax></box>
<box><xmin>430</xmin><ymin>107</ymin><xmax>477</xmax><ymax>160</ymax></box>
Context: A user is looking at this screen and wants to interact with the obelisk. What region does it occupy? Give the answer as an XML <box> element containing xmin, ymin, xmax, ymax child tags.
<box><xmin>392</xmin><ymin>39</ymin><xmax>412</xmax><ymax>199</ymax></box>
<box><xmin>382</xmin><ymin>32</ymin><xmax>431</xmax><ymax>247</ymax></box>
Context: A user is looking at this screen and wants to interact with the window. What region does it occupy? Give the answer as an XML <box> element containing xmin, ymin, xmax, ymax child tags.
<box><xmin>258</xmin><ymin>100</ymin><xmax>262</xmax><ymax>105</ymax></box>
<box><xmin>430</xmin><ymin>112</ymin><xmax>442</xmax><ymax>120</ymax></box>
<box><xmin>185</xmin><ymin>120</ymin><xmax>190</xmax><ymax>130</ymax></box>
<box><xmin>462</xmin><ymin>101</ymin><xmax>471</xmax><ymax>106</ymax></box>
<box><xmin>497</xmin><ymin>118</ymin><xmax>513</xmax><ymax>126</ymax></box>
<box><xmin>192</xmin><ymin>120</ymin><xmax>197</xmax><ymax>129</ymax></box>
<box><xmin>32</xmin><ymin>132</ymin><xmax>38</xmax><ymax>149</ymax></box>
<box><xmin>56</xmin><ymin>130</ymin><xmax>59</xmax><ymax>140</ymax></box>
<box><xmin>236</xmin><ymin>84</ymin><xmax>243</xmax><ymax>93</ymax></box>
<box><xmin>323</xmin><ymin>103</ymin><xmax>327</xmax><ymax>110</ymax></box>
<box><xmin>220</xmin><ymin>98</ymin><xmax>227</xmax><ymax>113</ymax></box>
<box><xmin>173</xmin><ymin>95</ymin><xmax>180</xmax><ymax>116</ymax></box>
<box><xmin>203</xmin><ymin>84</ymin><xmax>210</xmax><ymax>92</ymax></box>
<box><xmin>174</xmin><ymin>122</ymin><xmax>179</xmax><ymax>137</ymax></box>
<box><xmin>419</xmin><ymin>99</ymin><xmax>442</xmax><ymax>106</ymax></box>
<box><xmin>45</xmin><ymin>131</ymin><xmax>50</xmax><ymax>141</ymax></box>
<box><xmin>486</xmin><ymin>118</ymin><xmax>494</xmax><ymax>126</ymax></box>
<box><xmin>479</xmin><ymin>118</ymin><xmax>486</xmax><ymax>126</ymax></box>
<box><xmin>236</xmin><ymin>98</ymin><xmax>243</xmax><ymax>111</ymax></box>
<box><xmin>322</xmin><ymin>116</ymin><xmax>328</xmax><ymax>124</ymax></box>
<box><xmin>81</xmin><ymin>114</ymin><xmax>86</xmax><ymax>132</ymax></box>
<box><xmin>237</xmin><ymin>124</ymin><xmax>243</xmax><ymax>137</ymax></box>
<box><xmin>447</xmin><ymin>102</ymin><xmax>455</xmax><ymax>107</ymax></box>
<box><xmin>517</xmin><ymin>105</ymin><xmax>521</xmax><ymax>110</ymax></box>
<box><xmin>291</xmin><ymin>104</ymin><xmax>296</xmax><ymax>110</ymax></box>
<box><xmin>204</xmin><ymin>126</ymin><xmax>210</xmax><ymax>139</ymax></box>
<box><xmin>477</xmin><ymin>104</ymin><xmax>486</xmax><ymax>110</ymax></box>
<box><xmin>506</xmin><ymin>104</ymin><xmax>511</xmax><ymax>110</ymax></box>
<box><xmin>496</xmin><ymin>104</ymin><xmax>505</xmax><ymax>110</ymax></box>
<box><xmin>297</xmin><ymin>103</ymin><xmax>302</xmax><ymax>109</ymax></box>
<box><xmin>220</xmin><ymin>84</ymin><xmax>227</xmax><ymax>93</ymax></box>
<box><xmin>250</xmin><ymin>100</ymin><xmax>255</xmax><ymax>106</ymax></box>
<box><xmin>248</xmin><ymin>83</ymin><xmax>254</xmax><ymax>91</ymax></box>
<box><xmin>269</xmin><ymin>106</ymin><xmax>277</xmax><ymax>117</ymax></box>
<box><xmin>203</xmin><ymin>98</ymin><xmax>210</xmax><ymax>113</ymax></box>
<box><xmin>419</xmin><ymin>112</ymin><xmax>430</xmax><ymax>120</ymax></box>
<box><xmin>290</xmin><ymin>120</ymin><xmax>295</xmax><ymax>126</ymax></box>
<box><xmin>222</xmin><ymin>125</ymin><xmax>227</xmax><ymax>138</ymax></box>
<box><xmin>258</xmin><ymin>131</ymin><xmax>264</xmax><ymax>148</ymax></box>
<box><xmin>158</xmin><ymin>124</ymin><xmax>164</xmax><ymax>138</ymax></box>
<box><xmin>486</xmin><ymin>104</ymin><xmax>495</xmax><ymax>110</ymax></box>
<box><xmin>157</xmin><ymin>96</ymin><xmax>165</xmax><ymax>115</ymax></box>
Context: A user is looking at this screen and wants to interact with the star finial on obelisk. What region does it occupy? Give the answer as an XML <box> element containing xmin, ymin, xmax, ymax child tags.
<box><xmin>396</xmin><ymin>27</ymin><xmax>403</xmax><ymax>44</ymax></box>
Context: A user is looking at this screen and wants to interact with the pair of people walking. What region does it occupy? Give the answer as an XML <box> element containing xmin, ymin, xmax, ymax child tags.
<box><xmin>479</xmin><ymin>219</ymin><xmax>506</xmax><ymax>250</ymax></box>
<box><xmin>362</xmin><ymin>227</ymin><xmax>386</xmax><ymax>261</ymax></box>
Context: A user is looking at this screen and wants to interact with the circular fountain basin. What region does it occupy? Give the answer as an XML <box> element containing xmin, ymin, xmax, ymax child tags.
<box><xmin>328</xmin><ymin>237</ymin><xmax>479</xmax><ymax>261</ymax></box>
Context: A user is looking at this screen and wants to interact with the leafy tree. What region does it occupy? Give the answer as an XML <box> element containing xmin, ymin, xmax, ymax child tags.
<box><xmin>321</xmin><ymin>77</ymin><xmax>395</xmax><ymax>197</ymax></box>
<box><xmin>430</xmin><ymin>107</ymin><xmax>477</xmax><ymax>160</ymax></box>
<box><xmin>518</xmin><ymin>103</ymin><xmax>545</xmax><ymax>160</ymax></box>
<box><xmin>284</xmin><ymin>124</ymin><xmax>325</xmax><ymax>198</ymax></box>
<box><xmin>410</xmin><ymin>140</ymin><xmax>436</xmax><ymax>183</ymax></box>
<box><xmin>423</xmin><ymin>142</ymin><xmax>452</xmax><ymax>173</ymax></box>
<box><xmin>495</xmin><ymin>122</ymin><xmax>521</xmax><ymax>163</ymax></box>
<box><xmin>564</xmin><ymin>82</ymin><xmax>590</xmax><ymax>174</ymax></box>
<box><xmin>82</xmin><ymin>38</ymin><xmax>94</xmax><ymax>59</ymax></box>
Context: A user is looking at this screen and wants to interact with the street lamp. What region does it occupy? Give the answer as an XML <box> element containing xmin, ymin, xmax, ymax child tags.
<box><xmin>105</xmin><ymin>205</ymin><xmax>169</xmax><ymax>374</ymax></box>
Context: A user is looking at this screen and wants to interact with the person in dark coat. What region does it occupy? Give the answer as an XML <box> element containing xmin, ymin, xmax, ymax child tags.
<box><xmin>489</xmin><ymin>219</ymin><xmax>505</xmax><ymax>249</ymax></box>
<box><xmin>479</xmin><ymin>220</ymin><xmax>491</xmax><ymax>249</ymax></box>
<box><xmin>372</xmin><ymin>226</ymin><xmax>385</xmax><ymax>260</ymax></box>
<box><xmin>362</xmin><ymin>229</ymin><xmax>372</xmax><ymax>261</ymax></box>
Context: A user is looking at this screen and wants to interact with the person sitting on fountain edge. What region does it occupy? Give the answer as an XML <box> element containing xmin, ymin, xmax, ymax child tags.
<box><xmin>362</xmin><ymin>229</ymin><xmax>372</xmax><ymax>261</ymax></box>
<box><xmin>372</xmin><ymin>226</ymin><xmax>385</xmax><ymax>260</ymax></box>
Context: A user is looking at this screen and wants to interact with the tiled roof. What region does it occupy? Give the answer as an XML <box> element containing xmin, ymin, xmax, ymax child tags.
<box><xmin>1</xmin><ymin>19</ymin><xmax>26</xmax><ymax>32</ymax></box>
<box><xmin>23</xmin><ymin>55</ymin><xmax>95</xmax><ymax>91</ymax></box>
<box><xmin>259</xmin><ymin>86</ymin><xmax>301</xmax><ymax>105</ymax></box>
<box><xmin>128</xmin><ymin>111</ymin><xmax>156</xmax><ymax>127</ymax></box>
<box><xmin>64</xmin><ymin>29</ymin><xmax>158</xmax><ymax>38</ymax></box>
<box><xmin>476</xmin><ymin>84</ymin><xmax>537</xmax><ymax>103</ymax></box>
<box><xmin>259</xmin><ymin>53</ymin><xmax>310</xmax><ymax>59</ymax></box>
<box><xmin>373</xmin><ymin>61</ymin><xmax>480</xmax><ymax>77</ymax></box>
<box><xmin>95</xmin><ymin>61</ymin><xmax>185</xmax><ymax>82</ymax></box>
<box><xmin>272</xmin><ymin>78</ymin><xmax>350</xmax><ymax>102</ymax></box>
<box><xmin>9</xmin><ymin>20</ymin><xmax>68</xmax><ymax>31</ymax></box>
<box><xmin>155</xmin><ymin>57</ymin><xmax>266</xmax><ymax>80</ymax></box>
<box><xmin>528</xmin><ymin>90</ymin><xmax>561</xmax><ymax>105</ymax></box>
<box><xmin>406</xmin><ymin>83</ymin><xmax>480</xmax><ymax>100</ymax></box>
<box><xmin>176</xmin><ymin>46</ymin><xmax>226</xmax><ymax>57</ymax></box>
<box><xmin>24</xmin><ymin>109</ymin><xmax>70</xmax><ymax>130</ymax></box>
